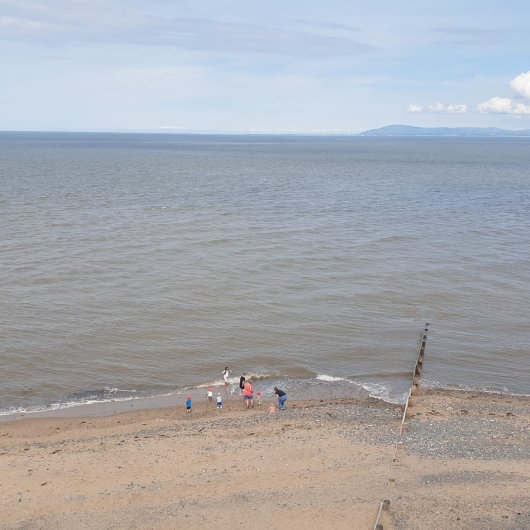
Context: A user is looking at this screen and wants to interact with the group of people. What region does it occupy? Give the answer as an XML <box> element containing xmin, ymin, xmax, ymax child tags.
<box><xmin>223</xmin><ymin>367</ymin><xmax>287</xmax><ymax>411</ymax></box>
<box><xmin>185</xmin><ymin>368</ymin><xmax>288</xmax><ymax>413</ymax></box>
<box><xmin>205</xmin><ymin>387</ymin><xmax>224</xmax><ymax>409</ymax></box>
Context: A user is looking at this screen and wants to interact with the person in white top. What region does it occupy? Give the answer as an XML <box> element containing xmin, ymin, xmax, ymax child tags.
<box><xmin>222</xmin><ymin>367</ymin><xmax>231</xmax><ymax>395</ymax></box>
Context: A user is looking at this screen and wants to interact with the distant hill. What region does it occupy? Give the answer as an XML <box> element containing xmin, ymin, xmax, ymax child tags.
<box><xmin>360</xmin><ymin>124</ymin><xmax>530</xmax><ymax>137</ymax></box>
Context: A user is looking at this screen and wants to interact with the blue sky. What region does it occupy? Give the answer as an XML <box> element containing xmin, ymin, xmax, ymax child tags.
<box><xmin>1</xmin><ymin>0</ymin><xmax>530</xmax><ymax>133</ymax></box>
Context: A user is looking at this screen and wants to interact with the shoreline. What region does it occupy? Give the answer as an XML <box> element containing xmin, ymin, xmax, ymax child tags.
<box><xmin>1</xmin><ymin>388</ymin><xmax>529</xmax><ymax>529</ymax></box>
<box><xmin>0</xmin><ymin>376</ymin><xmax>395</xmax><ymax>423</ymax></box>
<box><xmin>0</xmin><ymin>391</ymin><xmax>396</xmax><ymax>425</ymax></box>
<box><xmin>2</xmin><ymin>380</ymin><xmax>529</xmax><ymax>425</ymax></box>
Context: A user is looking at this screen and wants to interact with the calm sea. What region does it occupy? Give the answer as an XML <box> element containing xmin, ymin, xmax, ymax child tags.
<box><xmin>1</xmin><ymin>132</ymin><xmax>529</xmax><ymax>416</ymax></box>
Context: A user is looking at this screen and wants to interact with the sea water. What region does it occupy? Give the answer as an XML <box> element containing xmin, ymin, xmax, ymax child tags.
<box><xmin>1</xmin><ymin>133</ymin><xmax>529</xmax><ymax>415</ymax></box>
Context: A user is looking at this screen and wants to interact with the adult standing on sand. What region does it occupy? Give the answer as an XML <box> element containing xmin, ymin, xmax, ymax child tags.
<box><xmin>243</xmin><ymin>379</ymin><xmax>254</xmax><ymax>409</ymax></box>
<box><xmin>222</xmin><ymin>367</ymin><xmax>231</xmax><ymax>396</ymax></box>
<box><xmin>274</xmin><ymin>387</ymin><xmax>287</xmax><ymax>410</ymax></box>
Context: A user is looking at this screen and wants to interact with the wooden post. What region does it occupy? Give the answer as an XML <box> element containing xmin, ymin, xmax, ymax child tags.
<box><xmin>400</xmin><ymin>322</ymin><xmax>430</xmax><ymax>430</ymax></box>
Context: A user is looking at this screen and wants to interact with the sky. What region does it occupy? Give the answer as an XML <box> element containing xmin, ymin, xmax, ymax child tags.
<box><xmin>1</xmin><ymin>0</ymin><xmax>530</xmax><ymax>133</ymax></box>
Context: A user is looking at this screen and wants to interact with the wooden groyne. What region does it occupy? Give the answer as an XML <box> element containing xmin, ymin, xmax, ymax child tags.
<box><xmin>399</xmin><ymin>322</ymin><xmax>430</xmax><ymax>434</ymax></box>
<box><xmin>373</xmin><ymin>322</ymin><xmax>430</xmax><ymax>530</ymax></box>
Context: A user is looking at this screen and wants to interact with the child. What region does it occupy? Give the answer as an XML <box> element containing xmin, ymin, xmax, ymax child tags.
<box><xmin>216</xmin><ymin>392</ymin><xmax>223</xmax><ymax>409</ymax></box>
<box><xmin>257</xmin><ymin>390</ymin><xmax>262</xmax><ymax>407</ymax></box>
<box><xmin>186</xmin><ymin>395</ymin><xmax>192</xmax><ymax>413</ymax></box>
<box><xmin>206</xmin><ymin>387</ymin><xmax>213</xmax><ymax>404</ymax></box>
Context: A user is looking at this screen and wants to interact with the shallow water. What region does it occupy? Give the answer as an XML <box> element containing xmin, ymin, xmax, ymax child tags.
<box><xmin>1</xmin><ymin>133</ymin><xmax>529</xmax><ymax>415</ymax></box>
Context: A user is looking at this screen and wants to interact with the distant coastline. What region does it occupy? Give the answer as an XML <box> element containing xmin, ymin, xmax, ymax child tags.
<box><xmin>360</xmin><ymin>124</ymin><xmax>530</xmax><ymax>137</ymax></box>
<box><xmin>2</xmin><ymin>126</ymin><xmax>530</xmax><ymax>137</ymax></box>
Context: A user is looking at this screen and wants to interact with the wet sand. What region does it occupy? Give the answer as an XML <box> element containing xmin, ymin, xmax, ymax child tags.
<box><xmin>1</xmin><ymin>389</ymin><xmax>529</xmax><ymax>529</ymax></box>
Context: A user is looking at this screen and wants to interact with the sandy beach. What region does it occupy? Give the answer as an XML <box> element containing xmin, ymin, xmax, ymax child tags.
<box><xmin>1</xmin><ymin>389</ymin><xmax>529</xmax><ymax>529</ymax></box>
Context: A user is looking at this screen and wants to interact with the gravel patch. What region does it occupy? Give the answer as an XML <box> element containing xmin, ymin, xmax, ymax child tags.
<box><xmin>419</xmin><ymin>470</ymin><xmax>525</xmax><ymax>486</ymax></box>
<box><xmin>390</xmin><ymin>497</ymin><xmax>530</xmax><ymax>530</ymax></box>
<box><xmin>403</xmin><ymin>414</ymin><xmax>529</xmax><ymax>460</ymax></box>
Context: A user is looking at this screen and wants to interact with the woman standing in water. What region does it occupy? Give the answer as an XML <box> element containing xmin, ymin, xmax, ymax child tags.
<box><xmin>222</xmin><ymin>367</ymin><xmax>231</xmax><ymax>396</ymax></box>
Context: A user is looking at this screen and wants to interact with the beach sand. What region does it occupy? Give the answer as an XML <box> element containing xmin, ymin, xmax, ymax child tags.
<box><xmin>1</xmin><ymin>389</ymin><xmax>529</xmax><ymax>529</ymax></box>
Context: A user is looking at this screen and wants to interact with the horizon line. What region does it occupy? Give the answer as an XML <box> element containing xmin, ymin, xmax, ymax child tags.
<box><xmin>2</xmin><ymin>124</ymin><xmax>530</xmax><ymax>136</ymax></box>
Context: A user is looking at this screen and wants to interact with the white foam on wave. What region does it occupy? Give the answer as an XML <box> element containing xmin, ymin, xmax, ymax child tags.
<box><xmin>194</xmin><ymin>379</ymin><xmax>225</xmax><ymax>389</ymax></box>
<box><xmin>195</xmin><ymin>372</ymin><xmax>273</xmax><ymax>389</ymax></box>
<box><xmin>316</xmin><ymin>374</ymin><xmax>347</xmax><ymax>382</ymax></box>
<box><xmin>0</xmin><ymin>406</ymin><xmax>27</xmax><ymax>417</ymax></box>
<box><xmin>359</xmin><ymin>382</ymin><xmax>406</xmax><ymax>405</ymax></box>
<box><xmin>0</xmin><ymin>391</ymin><xmax>148</xmax><ymax>417</ymax></box>
<box><xmin>421</xmin><ymin>378</ymin><xmax>530</xmax><ymax>398</ymax></box>
<box><xmin>0</xmin><ymin>387</ymin><xmax>148</xmax><ymax>416</ymax></box>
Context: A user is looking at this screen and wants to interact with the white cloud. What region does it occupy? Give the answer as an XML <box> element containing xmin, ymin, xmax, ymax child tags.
<box><xmin>509</xmin><ymin>71</ymin><xmax>530</xmax><ymax>99</ymax></box>
<box><xmin>406</xmin><ymin>102</ymin><xmax>467</xmax><ymax>114</ymax></box>
<box><xmin>445</xmin><ymin>103</ymin><xmax>467</xmax><ymax>113</ymax></box>
<box><xmin>478</xmin><ymin>97</ymin><xmax>513</xmax><ymax>113</ymax></box>
<box><xmin>0</xmin><ymin>2</ymin><xmax>374</xmax><ymax>57</ymax></box>
<box><xmin>478</xmin><ymin>70</ymin><xmax>530</xmax><ymax>115</ymax></box>
<box><xmin>478</xmin><ymin>97</ymin><xmax>530</xmax><ymax>115</ymax></box>
<box><xmin>428</xmin><ymin>101</ymin><xmax>445</xmax><ymax>112</ymax></box>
